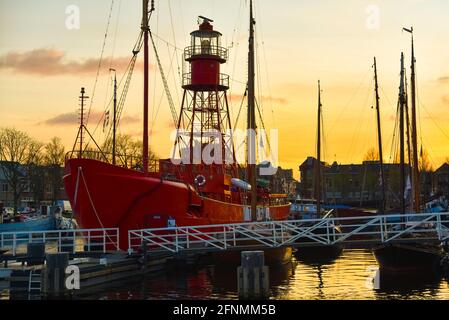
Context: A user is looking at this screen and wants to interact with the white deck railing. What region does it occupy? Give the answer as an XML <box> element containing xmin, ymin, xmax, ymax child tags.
<box><xmin>128</xmin><ymin>212</ymin><xmax>449</xmax><ymax>254</ymax></box>
<box><xmin>0</xmin><ymin>228</ymin><xmax>120</xmax><ymax>256</ymax></box>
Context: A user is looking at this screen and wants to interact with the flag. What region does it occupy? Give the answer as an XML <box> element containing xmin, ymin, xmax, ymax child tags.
<box><xmin>405</xmin><ymin>174</ymin><xmax>412</xmax><ymax>199</ymax></box>
<box><xmin>103</xmin><ymin>111</ymin><xmax>110</xmax><ymax>131</ymax></box>
<box><xmin>403</xmin><ymin>27</ymin><xmax>413</xmax><ymax>34</ymax></box>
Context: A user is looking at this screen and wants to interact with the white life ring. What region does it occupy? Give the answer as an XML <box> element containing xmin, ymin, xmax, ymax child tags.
<box><xmin>194</xmin><ymin>174</ymin><xmax>206</xmax><ymax>187</ymax></box>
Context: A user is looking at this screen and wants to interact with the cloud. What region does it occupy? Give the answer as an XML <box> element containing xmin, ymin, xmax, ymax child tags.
<box><xmin>42</xmin><ymin>112</ymin><xmax>77</xmax><ymax>125</ymax></box>
<box><xmin>120</xmin><ymin>115</ymin><xmax>141</xmax><ymax>125</ymax></box>
<box><xmin>41</xmin><ymin>111</ymin><xmax>103</xmax><ymax>126</ymax></box>
<box><xmin>228</xmin><ymin>94</ymin><xmax>288</xmax><ymax>105</ymax></box>
<box><xmin>0</xmin><ymin>48</ymin><xmax>151</xmax><ymax>76</ymax></box>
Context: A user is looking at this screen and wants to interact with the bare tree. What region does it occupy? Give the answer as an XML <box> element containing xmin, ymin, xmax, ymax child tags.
<box><xmin>0</xmin><ymin>128</ymin><xmax>42</xmax><ymax>214</ymax></box>
<box><xmin>102</xmin><ymin>134</ymin><xmax>156</xmax><ymax>169</ymax></box>
<box><xmin>44</xmin><ymin>137</ymin><xmax>65</xmax><ymax>204</ymax></box>
<box><xmin>363</xmin><ymin>147</ymin><xmax>379</xmax><ymax>162</ymax></box>
<box><xmin>419</xmin><ymin>148</ymin><xmax>433</xmax><ymax>172</ymax></box>
<box><xmin>28</xmin><ymin>141</ymin><xmax>45</xmax><ymax>208</ymax></box>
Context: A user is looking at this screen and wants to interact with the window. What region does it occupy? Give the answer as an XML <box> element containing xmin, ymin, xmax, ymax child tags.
<box><xmin>2</xmin><ymin>184</ymin><xmax>8</xmax><ymax>192</ymax></box>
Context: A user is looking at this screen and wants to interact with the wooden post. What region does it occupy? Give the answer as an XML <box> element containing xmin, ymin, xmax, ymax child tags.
<box><xmin>237</xmin><ymin>251</ymin><xmax>269</xmax><ymax>298</ymax></box>
<box><xmin>43</xmin><ymin>253</ymin><xmax>69</xmax><ymax>296</ymax></box>
<box><xmin>27</xmin><ymin>242</ymin><xmax>45</xmax><ymax>266</ymax></box>
<box><xmin>141</xmin><ymin>240</ymin><xmax>148</xmax><ymax>269</ymax></box>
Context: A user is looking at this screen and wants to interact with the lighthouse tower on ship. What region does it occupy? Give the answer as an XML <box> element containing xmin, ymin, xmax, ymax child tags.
<box><xmin>163</xmin><ymin>17</ymin><xmax>238</xmax><ymax>202</ymax></box>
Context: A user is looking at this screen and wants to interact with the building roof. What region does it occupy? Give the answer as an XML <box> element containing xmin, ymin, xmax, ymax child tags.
<box><xmin>0</xmin><ymin>161</ymin><xmax>27</xmax><ymax>180</ymax></box>
<box><xmin>435</xmin><ymin>163</ymin><xmax>449</xmax><ymax>174</ymax></box>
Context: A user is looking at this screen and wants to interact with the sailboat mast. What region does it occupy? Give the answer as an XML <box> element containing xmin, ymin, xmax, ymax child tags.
<box><xmin>316</xmin><ymin>80</ymin><xmax>322</xmax><ymax>216</ymax></box>
<box><xmin>410</xmin><ymin>30</ymin><xmax>420</xmax><ymax>212</ymax></box>
<box><xmin>78</xmin><ymin>87</ymin><xmax>89</xmax><ymax>158</ymax></box>
<box><xmin>247</xmin><ymin>0</ymin><xmax>257</xmax><ymax>221</ymax></box>
<box><xmin>399</xmin><ymin>53</ymin><xmax>406</xmax><ymax>215</ymax></box>
<box><xmin>142</xmin><ymin>0</ymin><xmax>149</xmax><ymax>173</ymax></box>
<box><xmin>373</xmin><ymin>57</ymin><xmax>386</xmax><ymax>213</ymax></box>
<box><xmin>405</xmin><ymin>73</ymin><xmax>413</xmax><ymax>211</ymax></box>
<box><xmin>111</xmin><ymin>69</ymin><xmax>117</xmax><ymax>165</ymax></box>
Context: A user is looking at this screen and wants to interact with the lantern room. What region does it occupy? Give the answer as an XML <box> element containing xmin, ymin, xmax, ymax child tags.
<box><xmin>182</xmin><ymin>16</ymin><xmax>229</xmax><ymax>91</ymax></box>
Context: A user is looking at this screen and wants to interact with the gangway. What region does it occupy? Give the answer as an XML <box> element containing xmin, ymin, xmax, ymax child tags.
<box><xmin>128</xmin><ymin>212</ymin><xmax>449</xmax><ymax>254</ymax></box>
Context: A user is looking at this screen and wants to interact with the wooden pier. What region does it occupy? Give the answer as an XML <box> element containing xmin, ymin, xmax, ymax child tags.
<box><xmin>0</xmin><ymin>228</ymin><xmax>172</xmax><ymax>298</ymax></box>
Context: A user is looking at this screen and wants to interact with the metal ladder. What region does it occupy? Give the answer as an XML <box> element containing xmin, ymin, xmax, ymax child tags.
<box><xmin>28</xmin><ymin>268</ymin><xmax>42</xmax><ymax>299</ymax></box>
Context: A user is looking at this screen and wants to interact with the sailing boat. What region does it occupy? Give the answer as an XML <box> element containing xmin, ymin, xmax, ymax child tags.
<box><xmin>372</xmin><ymin>30</ymin><xmax>444</xmax><ymax>272</ymax></box>
<box><xmin>294</xmin><ymin>81</ymin><xmax>343</xmax><ymax>261</ymax></box>
<box><xmin>63</xmin><ymin>1</ymin><xmax>291</xmax><ymax>253</ymax></box>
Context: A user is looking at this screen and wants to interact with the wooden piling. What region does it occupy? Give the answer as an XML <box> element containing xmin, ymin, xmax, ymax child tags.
<box><xmin>237</xmin><ymin>251</ymin><xmax>269</xmax><ymax>298</ymax></box>
<box><xmin>43</xmin><ymin>253</ymin><xmax>69</xmax><ymax>296</ymax></box>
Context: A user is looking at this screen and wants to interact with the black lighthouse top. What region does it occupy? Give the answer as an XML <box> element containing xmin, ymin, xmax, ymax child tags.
<box><xmin>182</xmin><ymin>16</ymin><xmax>229</xmax><ymax>91</ymax></box>
<box><xmin>184</xmin><ymin>17</ymin><xmax>227</xmax><ymax>63</ymax></box>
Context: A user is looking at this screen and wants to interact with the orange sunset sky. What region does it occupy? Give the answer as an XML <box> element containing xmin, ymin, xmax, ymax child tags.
<box><xmin>0</xmin><ymin>0</ymin><xmax>448</xmax><ymax>179</ymax></box>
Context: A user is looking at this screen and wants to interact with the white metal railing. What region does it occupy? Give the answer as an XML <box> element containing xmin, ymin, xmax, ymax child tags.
<box><xmin>128</xmin><ymin>212</ymin><xmax>449</xmax><ymax>254</ymax></box>
<box><xmin>0</xmin><ymin>228</ymin><xmax>120</xmax><ymax>256</ymax></box>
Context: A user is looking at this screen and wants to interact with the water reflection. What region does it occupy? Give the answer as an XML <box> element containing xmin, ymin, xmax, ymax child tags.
<box><xmin>5</xmin><ymin>249</ymin><xmax>448</xmax><ymax>300</ymax></box>
<box><xmin>294</xmin><ymin>246</ymin><xmax>343</xmax><ymax>266</ymax></box>
<box><xmin>374</xmin><ymin>270</ymin><xmax>443</xmax><ymax>299</ymax></box>
<box><xmin>208</xmin><ymin>258</ymin><xmax>297</xmax><ymax>298</ymax></box>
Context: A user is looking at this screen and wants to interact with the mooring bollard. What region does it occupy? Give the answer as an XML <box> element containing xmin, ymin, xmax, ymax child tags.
<box><xmin>27</xmin><ymin>242</ymin><xmax>45</xmax><ymax>266</ymax></box>
<box><xmin>237</xmin><ymin>251</ymin><xmax>269</xmax><ymax>298</ymax></box>
<box><xmin>141</xmin><ymin>240</ymin><xmax>148</xmax><ymax>269</ymax></box>
<box><xmin>43</xmin><ymin>252</ymin><xmax>69</xmax><ymax>295</ymax></box>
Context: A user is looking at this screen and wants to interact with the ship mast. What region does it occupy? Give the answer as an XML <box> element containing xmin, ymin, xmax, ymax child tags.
<box><xmin>404</xmin><ymin>72</ymin><xmax>413</xmax><ymax>210</ymax></box>
<box><xmin>315</xmin><ymin>80</ymin><xmax>322</xmax><ymax>216</ymax></box>
<box><xmin>78</xmin><ymin>87</ymin><xmax>89</xmax><ymax>158</ymax></box>
<box><xmin>142</xmin><ymin>0</ymin><xmax>150</xmax><ymax>173</ymax></box>
<box><xmin>399</xmin><ymin>52</ymin><xmax>406</xmax><ymax>216</ymax></box>
<box><xmin>373</xmin><ymin>57</ymin><xmax>386</xmax><ymax>213</ymax></box>
<box><xmin>110</xmin><ymin>68</ymin><xmax>117</xmax><ymax>165</ymax></box>
<box><xmin>403</xmin><ymin>27</ymin><xmax>420</xmax><ymax>212</ymax></box>
<box><xmin>247</xmin><ymin>0</ymin><xmax>257</xmax><ymax>221</ymax></box>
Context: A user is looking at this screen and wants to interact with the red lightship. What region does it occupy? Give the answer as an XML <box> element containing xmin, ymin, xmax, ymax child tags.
<box><xmin>63</xmin><ymin>1</ymin><xmax>291</xmax><ymax>260</ymax></box>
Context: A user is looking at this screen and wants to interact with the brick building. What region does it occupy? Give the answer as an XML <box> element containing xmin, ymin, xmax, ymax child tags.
<box><xmin>298</xmin><ymin>157</ymin><xmax>435</xmax><ymax>208</ymax></box>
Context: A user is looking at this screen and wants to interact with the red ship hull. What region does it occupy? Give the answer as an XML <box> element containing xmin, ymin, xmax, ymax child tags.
<box><xmin>64</xmin><ymin>158</ymin><xmax>291</xmax><ymax>250</ymax></box>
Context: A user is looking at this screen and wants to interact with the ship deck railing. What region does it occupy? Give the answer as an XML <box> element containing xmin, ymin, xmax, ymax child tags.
<box><xmin>0</xmin><ymin>228</ymin><xmax>120</xmax><ymax>256</ymax></box>
<box><xmin>65</xmin><ymin>150</ymin><xmax>159</xmax><ymax>173</ymax></box>
<box><xmin>127</xmin><ymin>212</ymin><xmax>449</xmax><ymax>254</ymax></box>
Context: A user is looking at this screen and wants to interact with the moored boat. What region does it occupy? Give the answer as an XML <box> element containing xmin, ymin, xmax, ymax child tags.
<box><xmin>372</xmin><ymin>30</ymin><xmax>444</xmax><ymax>272</ymax></box>
<box><xmin>63</xmin><ymin>0</ymin><xmax>291</xmax><ymax>255</ymax></box>
<box><xmin>0</xmin><ymin>215</ymin><xmax>55</xmax><ymax>233</ymax></box>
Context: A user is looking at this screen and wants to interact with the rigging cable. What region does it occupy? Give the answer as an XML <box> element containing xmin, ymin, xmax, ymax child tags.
<box><xmin>327</xmin><ymin>69</ymin><xmax>371</xmax><ymax>136</ymax></box>
<box><xmin>84</xmin><ymin>31</ymin><xmax>143</xmax><ymax>150</ymax></box>
<box><xmin>255</xmin><ymin>1</ymin><xmax>276</xmax><ymax>129</ymax></box>
<box><xmin>167</xmin><ymin>0</ymin><xmax>182</xmax><ymax>85</ymax></box>
<box><xmin>229</xmin><ymin>0</ymin><xmax>244</xmax><ymax>123</ymax></box>
<box><xmin>86</xmin><ymin>0</ymin><xmax>115</xmax><ymax>125</ymax></box>
<box><xmin>347</xmin><ymin>81</ymin><xmax>373</xmax><ymax>163</ymax></box>
<box><xmin>149</xmin><ymin>30</ymin><xmax>179</xmax><ymax>128</ymax></box>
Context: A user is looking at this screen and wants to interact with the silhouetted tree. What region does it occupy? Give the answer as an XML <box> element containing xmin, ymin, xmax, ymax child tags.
<box><xmin>44</xmin><ymin>137</ymin><xmax>65</xmax><ymax>203</ymax></box>
<box><xmin>0</xmin><ymin>128</ymin><xmax>42</xmax><ymax>214</ymax></box>
<box><xmin>419</xmin><ymin>148</ymin><xmax>433</xmax><ymax>172</ymax></box>
<box><xmin>363</xmin><ymin>147</ymin><xmax>379</xmax><ymax>161</ymax></box>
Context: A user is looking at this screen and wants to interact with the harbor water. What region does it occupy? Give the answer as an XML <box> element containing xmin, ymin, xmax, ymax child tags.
<box><xmin>4</xmin><ymin>249</ymin><xmax>447</xmax><ymax>300</ymax></box>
